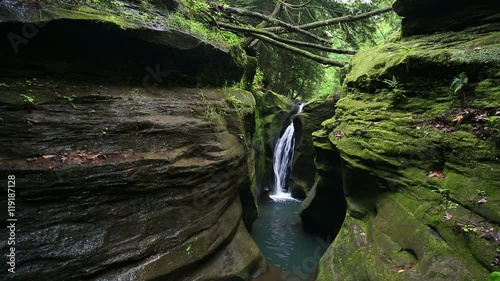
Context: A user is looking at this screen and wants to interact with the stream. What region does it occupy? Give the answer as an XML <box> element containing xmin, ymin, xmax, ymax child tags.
<box><xmin>251</xmin><ymin>103</ymin><xmax>328</xmax><ymax>281</ymax></box>
<box><xmin>251</xmin><ymin>199</ymin><xmax>328</xmax><ymax>281</ymax></box>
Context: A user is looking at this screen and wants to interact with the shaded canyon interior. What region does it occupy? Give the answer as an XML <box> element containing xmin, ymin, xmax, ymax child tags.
<box><xmin>0</xmin><ymin>0</ymin><xmax>499</xmax><ymax>281</ymax></box>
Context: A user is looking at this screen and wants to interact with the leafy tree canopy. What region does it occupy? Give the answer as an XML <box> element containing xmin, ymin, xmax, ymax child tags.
<box><xmin>189</xmin><ymin>0</ymin><xmax>400</xmax><ymax>99</ymax></box>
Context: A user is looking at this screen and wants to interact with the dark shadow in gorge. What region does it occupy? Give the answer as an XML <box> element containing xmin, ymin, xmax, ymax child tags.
<box><xmin>300</xmin><ymin>146</ymin><xmax>347</xmax><ymax>240</ymax></box>
<box><xmin>0</xmin><ymin>19</ymin><xmax>242</xmax><ymax>87</ymax></box>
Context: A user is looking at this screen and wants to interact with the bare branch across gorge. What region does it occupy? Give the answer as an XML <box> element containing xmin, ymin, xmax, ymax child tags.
<box><xmin>266</xmin><ymin>6</ymin><xmax>393</xmax><ymax>32</ymax></box>
<box><xmin>211</xmin><ymin>3</ymin><xmax>331</xmax><ymax>44</ymax></box>
<box><xmin>217</xmin><ymin>22</ymin><xmax>347</xmax><ymax>67</ymax></box>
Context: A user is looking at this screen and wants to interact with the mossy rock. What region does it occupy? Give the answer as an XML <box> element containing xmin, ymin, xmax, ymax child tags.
<box><xmin>290</xmin><ymin>95</ymin><xmax>338</xmax><ymax>197</ymax></box>
<box><xmin>313</xmin><ymin>21</ymin><xmax>500</xmax><ymax>281</ymax></box>
<box><xmin>253</xmin><ymin>90</ymin><xmax>293</xmax><ymax>191</ymax></box>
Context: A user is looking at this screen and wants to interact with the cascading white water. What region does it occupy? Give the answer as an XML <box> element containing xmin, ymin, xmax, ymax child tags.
<box><xmin>270</xmin><ymin>103</ymin><xmax>305</xmax><ymax>201</ymax></box>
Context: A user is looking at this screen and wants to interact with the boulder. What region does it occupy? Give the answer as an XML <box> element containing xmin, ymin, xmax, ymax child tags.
<box><xmin>291</xmin><ymin>95</ymin><xmax>338</xmax><ymax>198</ymax></box>
<box><xmin>0</xmin><ymin>1</ymin><xmax>243</xmax><ymax>87</ymax></box>
<box><xmin>393</xmin><ymin>0</ymin><xmax>500</xmax><ymax>36</ymax></box>
<box><xmin>253</xmin><ymin>90</ymin><xmax>293</xmax><ymax>193</ymax></box>
<box><xmin>0</xmin><ymin>82</ymin><xmax>264</xmax><ymax>281</ymax></box>
<box><xmin>313</xmin><ymin>9</ymin><xmax>500</xmax><ymax>281</ymax></box>
<box><xmin>0</xmin><ymin>1</ymin><xmax>263</xmax><ymax>279</ymax></box>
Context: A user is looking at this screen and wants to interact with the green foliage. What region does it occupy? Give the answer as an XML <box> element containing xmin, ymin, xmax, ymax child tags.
<box><xmin>382</xmin><ymin>75</ymin><xmax>407</xmax><ymax>106</ymax></box>
<box><xmin>199</xmin><ymin>90</ymin><xmax>226</xmax><ymax>127</ymax></box>
<box><xmin>259</xmin><ymin>45</ymin><xmax>324</xmax><ymax>100</ymax></box>
<box><xmin>63</xmin><ymin>95</ymin><xmax>75</xmax><ymax>102</ymax></box>
<box><xmin>241</xmin><ymin>56</ymin><xmax>258</xmax><ymax>91</ymax></box>
<box><xmin>252</xmin><ymin>67</ymin><xmax>264</xmax><ymax>90</ymax></box>
<box><xmin>312</xmin><ymin>67</ymin><xmax>342</xmax><ymax>99</ymax></box>
<box><xmin>21</xmin><ymin>94</ymin><xmax>35</xmax><ymax>104</ymax></box>
<box><xmin>451</xmin><ymin>73</ymin><xmax>469</xmax><ymax>95</ymax></box>
<box><xmin>225</xmin><ymin>0</ymin><xmax>399</xmax><ymax>100</ymax></box>
<box><xmin>182</xmin><ymin>0</ymin><xmax>210</xmax><ymax>15</ymax></box>
<box><xmin>450</xmin><ymin>72</ymin><xmax>469</xmax><ymax>105</ymax></box>
<box><xmin>227</xmin><ymin>95</ymin><xmax>246</xmax><ymax>118</ymax></box>
<box><xmin>185</xmin><ymin>244</ymin><xmax>192</xmax><ymax>255</ymax></box>
<box><xmin>168</xmin><ymin>12</ymin><xmax>241</xmax><ymax>47</ymax></box>
<box><xmin>484</xmin><ymin>116</ymin><xmax>500</xmax><ymax>144</ymax></box>
<box><xmin>488</xmin><ymin>272</ymin><xmax>500</xmax><ymax>281</ymax></box>
<box><xmin>63</xmin><ymin>95</ymin><xmax>77</xmax><ymax>108</ymax></box>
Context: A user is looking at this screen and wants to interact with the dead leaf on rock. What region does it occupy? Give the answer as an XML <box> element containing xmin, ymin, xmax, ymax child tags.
<box><xmin>334</xmin><ymin>131</ymin><xmax>343</xmax><ymax>139</ymax></box>
<box><xmin>427</xmin><ymin>171</ymin><xmax>446</xmax><ymax>179</ymax></box>
<box><xmin>477</xmin><ymin>197</ymin><xmax>488</xmax><ymax>204</ymax></box>
<box><xmin>444</xmin><ymin>212</ymin><xmax>453</xmax><ymax>220</ymax></box>
<box><xmin>396</xmin><ymin>263</ymin><xmax>413</xmax><ymax>273</ymax></box>
<box><xmin>453</xmin><ymin>115</ymin><xmax>463</xmax><ymax>123</ymax></box>
<box><xmin>60</xmin><ymin>153</ymin><xmax>68</xmax><ymax>162</ymax></box>
<box><xmin>41</xmin><ymin>155</ymin><xmax>56</xmax><ymax>159</ymax></box>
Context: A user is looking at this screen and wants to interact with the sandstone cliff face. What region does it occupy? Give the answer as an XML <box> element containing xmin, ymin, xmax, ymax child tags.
<box><xmin>309</xmin><ymin>1</ymin><xmax>500</xmax><ymax>280</ymax></box>
<box><xmin>291</xmin><ymin>96</ymin><xmax>338</xmax><ymax>198</ymax></box>
<box><xmin>253</xmin><ymin>90</ymin><xmax>293</xmax><ymax>193</ymax></box>
<box><xmin>0</xmin><ymin>1</ymin><xmax>263</xmax><ymax>280</ymax></box>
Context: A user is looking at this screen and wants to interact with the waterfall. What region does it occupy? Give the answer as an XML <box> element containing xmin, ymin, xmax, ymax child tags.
<box><xmin>270</xmin><ymin>103</ymin><xmax>305</xmax><ymax>201</ymax></box>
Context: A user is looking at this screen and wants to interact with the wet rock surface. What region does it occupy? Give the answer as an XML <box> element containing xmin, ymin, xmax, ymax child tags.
<box><xmin>291</xmin><ymin>96</ymin><xmax>338</xmax><ymax>198</ymax></box>
<box><xmin>0</xmin><ymin>81</ymin><xmax>263</xmax><ymax>280</ymax></box>
<box><xmin>393</xmin><ymin>0</ymin><xmax>500</xmax><ymax>36</ymax></box>
<box><xmin>0</xmin><ymin>1</ymin><xmax>242</xmax><ymax>87</ymax></box>
<box><xmin>310</xmin><ymin>2</ymin><xmax>500</xmax><ymax>280</ymax></box>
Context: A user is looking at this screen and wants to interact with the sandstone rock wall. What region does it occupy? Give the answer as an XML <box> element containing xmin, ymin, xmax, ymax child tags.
<box><xmin>0</xmin><ymin>1</ymin><xmax>264</xmax><ymax>280</ymax></box>
<box><xmin>310</xmin><ymin>1</ymin><xmax>500</xmax><ymax>280</ymax></box>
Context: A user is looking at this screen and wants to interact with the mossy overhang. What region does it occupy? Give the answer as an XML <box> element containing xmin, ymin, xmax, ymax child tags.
<box><xmin>0</xmin><ymin>1</ymin><xmax>246</xmax><ymax>86</ymax></box>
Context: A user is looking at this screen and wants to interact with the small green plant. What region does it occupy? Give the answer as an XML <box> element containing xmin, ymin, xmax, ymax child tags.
<box><xmin>440</xmin><ymin>199</ymin><xmax>458</xmax><ymax>209</ymax></box>
<box><xmin>185</xmin><ymin>244</ymin><xmax>192</xmax><ymax>255</ymax></box>
<box><xmin>456</xmin><ymin>222</ymin><xmax>476</xmax><ymax>233</ymax></box>
<box><xmin>200</xmin><ymin>91</ymin><xmax>225</xmax><ymax>128</ymax></box>
<box><xmin>484</xmin><ymin>116</ymin><xmax>500</xmax><ymax>145</ymax></box>
<box><xmin>227</xmin><ymin>95</ymin><xmax>246</xmax><ymax>118</ymax></box>
<box><xmin>488</xmin><ymin>272</ymin><xmax>500</xmax><ymax>281</ymax></box>
<box><xmin>101</xmin><ymin>127</ymin><xmax>108</xmax><ymax>136</ymax></box>
<box><xmin>88</xmin><ymin>109</ymin><xmax>96</xmax><ymax>116</ymax></box>
<box><xmin>63</xmin><ymin>95</ymin><xmax>77</xmax><ymax>108</ymax></box>
<box><xmin>21</xmin><ymin>94</ymin><xmax>35</xmax><ymax>104</ymax></box>
<box><xmin>450</xmin><ymin>72</ymin><xmax>468</xmax><ymax>106</ymax></box>
<box><xmin>63</xmin><ymin>95</ymin><xmax>75</xmax><ymax>102</ymax></box>
<box><xmin>382</xmin><ymin>76</ymin><xmax>406</xmax><ymax>106</ymax></box>
<box><xmin>477</xmin><ymin>190</ymin><xmax>487</xmax><ymax>196</ymax></box>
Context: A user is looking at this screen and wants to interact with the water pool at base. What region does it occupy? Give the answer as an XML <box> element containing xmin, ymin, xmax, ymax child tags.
<box><xmin>251</xmin><ymin>199</ymin><xmax>329</xmax><ymax>281</ymax></box>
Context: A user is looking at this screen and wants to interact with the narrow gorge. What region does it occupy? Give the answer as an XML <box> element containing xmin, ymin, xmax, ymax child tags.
<box><xmin>0</xmin><ymin>0</ymin><xmax>499</xmax><ymax>281</ymax></box>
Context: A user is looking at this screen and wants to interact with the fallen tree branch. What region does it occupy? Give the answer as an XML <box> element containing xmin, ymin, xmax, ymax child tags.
<box><xmin>217</xmin><ymin>22</ymin><xmax>346</xmax><ymax>67</ymax></box>
<box><xmin>267</xmin><ymin>6</ymin><xmax>393</xmax><ymax>32</ymax></box>
<box><xmin>219</xmin><ymin>22</ymin><xmax>356</xmax><ymax>55</ymax></box>
<box><xmin>213</xmin><ymin>4</ymin><xmax>331</xmax><ymax>44</ymax></box>
<box><xmin>244</xmin><ymin>0</ymin><xmax>283</xmax><ymax>48</ymax></box>
<box><xmin>282</xmin><ymin>0</ymin><xmax>312</xmax><ymax>9</ymax></box>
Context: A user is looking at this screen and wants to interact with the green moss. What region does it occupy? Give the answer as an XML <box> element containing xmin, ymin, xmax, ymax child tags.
<box><xmin>241</xmin><ymin>56</ymin><xmax>258</xmax><ymax>91</ymax></box>
<box><xmin>313</xmin><ymin>21</ymin><xmax>500</xmax><ymax>281</ymax></box>
<box><xmin>40</xmin><ymin>6</ymin><xmax>135</xmax><ymax>28</ymax></box>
